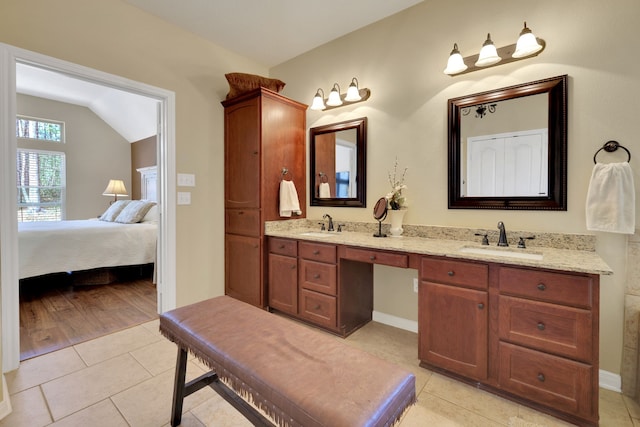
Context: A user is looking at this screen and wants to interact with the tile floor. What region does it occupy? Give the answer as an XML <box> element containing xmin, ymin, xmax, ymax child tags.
<box><xmin>1</xmin><ymin>319</ymin><xmax>638</xmax><ymax>426</ymax></box>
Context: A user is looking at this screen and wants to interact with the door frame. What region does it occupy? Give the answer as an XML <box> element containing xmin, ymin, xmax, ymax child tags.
<box><xmin>0</xmin><ymin>43</ymin><xmax>177</xmax><ymax>371</ymax></box>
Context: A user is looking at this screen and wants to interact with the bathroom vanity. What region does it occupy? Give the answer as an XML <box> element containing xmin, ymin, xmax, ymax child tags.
<box><xmin>265</xmin><ymin>223</ymin><xmax>611</xmax><ymax>426</ymax></box>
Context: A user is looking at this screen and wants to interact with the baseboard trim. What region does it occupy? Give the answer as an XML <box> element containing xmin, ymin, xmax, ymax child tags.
<box><xmin>373</xmin><ymin>311</ymin><xmax>623</xmax><ymax>394</ymax></box>
<box><xmin>372</xmin><ymin>311</ymin><xmax>418</xmax><ymax>333</ymax></box>
<box><xmin>599</xmin><ymin>369</ymin><xmax>622</xmax><ymax>392</ymax></box>
<box><xmin>0</xmin><ymin>374</ymin><xmax>12</xmax><ymax>421</ymax></box>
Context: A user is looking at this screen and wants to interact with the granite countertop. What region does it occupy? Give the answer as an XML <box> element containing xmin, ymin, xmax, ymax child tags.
<box><xmin>265</xmin><ymin>227</ymin><xmax>613</xmax><ymax>276</ymax></box>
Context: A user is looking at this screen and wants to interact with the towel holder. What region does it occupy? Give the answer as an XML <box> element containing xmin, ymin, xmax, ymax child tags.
<box><xmin>593</xmin><ymin>140</ymin><xmax>631</xmax><ymax>164</ymax></box>
<box><xmin>281</xmin><ymin>167</ymin><xmax>292</xmax><ymax>181</ymax></box>
<box><xmin>318</xmin><ymin>172</ymin><xmax>328</xmax><ymax>183</ymax></box>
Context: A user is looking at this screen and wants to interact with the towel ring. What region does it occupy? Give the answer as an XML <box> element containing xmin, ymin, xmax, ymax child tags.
<box><xmin>281</xmin><ymin>167</ymin><xmax>292</xmax><ymax>181</ymax></box>
<box><xmin>319</xmin><ymin>172</ymin><xmax>328</xmax><ymax>183</ymax></box>
<box><xmin>593</xmin><ymin>140</ymin><xmax>631</xmax><ymax>164</ymax></box>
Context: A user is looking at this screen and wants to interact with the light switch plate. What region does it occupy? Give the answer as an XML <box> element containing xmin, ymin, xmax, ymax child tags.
<box><xmin>177</xmin><ymin>173</ymin><xmax>196</xmax><ymax>187</ymax></box>
<box><xmin>177</xmin><ymin>192</ymin><xmax>191</xmax><ymax>205</ymax></box>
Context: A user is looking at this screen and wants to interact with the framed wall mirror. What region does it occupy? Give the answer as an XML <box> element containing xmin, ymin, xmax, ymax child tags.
<box><xmin>310</xmin><ymin>117</ymin><xmax>367</xmax><ymax>207</ymax></box>
<box><xmin>448</xmin><ymin>75</ymin><xmax>568</xmax><ymax>210</ymax></box>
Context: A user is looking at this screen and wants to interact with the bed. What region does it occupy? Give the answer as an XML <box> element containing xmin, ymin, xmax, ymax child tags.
<box><xmin>18</xmin><ymin>201</ymin><xmax>157</xmax><ymax>280</ymax></box>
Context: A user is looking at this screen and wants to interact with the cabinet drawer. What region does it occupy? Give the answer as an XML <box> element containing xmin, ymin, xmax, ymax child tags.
<box><xmin>299</xmin><ymin>241</ymin><xmax>337</xmax><ymax>264</ymax></box>
<box><xmin>499</xmin><ymin>342</ymin><xmax>595</xmax><ymax>420</ymax></box>
<box><xmin>225</xmin><ymin>209</ymin><xmax>261</xmax><ymax>236</ymax></box>
<box><xmin>343</xmin><ymin>247</ymin><xmax>408</xmax><ymax>268</ymax></box>
<box><xmin>299</xmin><ymin>288</ymin><xmax>337</xmax><ymax>329</ymax></box>
<box><xmin>499</xmin><ymin>267</ymin><xmax>593</xmax><ymax>308</ymax></box>
<box><xmin>299</xmin><ymin>259</ymin><xmax>337</xmax><ymax>296</ymax></box>
<box><xmin>420</xmin><ymin>258</ymin><xmax>488</xmax><ymax>290</ymax></box>
<box><xmin>268</xmin><ymin>237</ymin><xmax>297</xmax><ymax>257</ymax></box>
<box><xmin>499</xmin><ymin>296</ymin><xmax>593</xmax><ymax>361</ymax></box>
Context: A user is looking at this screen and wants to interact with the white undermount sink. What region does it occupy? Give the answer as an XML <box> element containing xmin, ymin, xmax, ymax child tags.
<box><xmin>299</xmin><ymin>232</ymin><xmax>338</xmax><ymax>238</ymax></box>
<box><xmin>458</xmin><ymin>246</ymin><xmax>543</xmax><ymax>261</ymax></box>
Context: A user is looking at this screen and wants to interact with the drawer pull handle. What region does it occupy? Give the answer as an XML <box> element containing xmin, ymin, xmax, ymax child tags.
<box><xmin>537</xmin><ymin>373</ymin><xmax>545</xmax><ymax>382</ymax></box>
<box><xmin>537</xmin><ymin>322</ymin><xmax>545</xmax><ymax>331</ymax></box>
<box><xmin>477</xmin><ymin>303</ymin><xmax>484</xmax><ymax>309</ymax></box>
<box><xmin>537</xmin><ymin>283</ymin><xmax>546</xmax><ymax>291</ymax></box>
<box><xmin>313</xmin><ymin>250</ymin><xmax>320</xmax><ymax>255</ymax></box>
<box><xmin>314</xmin><ymin>274</ymin><xmax>320</xmax><ymax>279</ymax></box>
<box><xmin>448</xmin><ymin>271</ymin><xmax>455</xmax><ymax>276</ymax></box>
<box><xmin>370</xmin><ymin>255</ymin><xmax>376</xmax><ymax>261</ymax></box>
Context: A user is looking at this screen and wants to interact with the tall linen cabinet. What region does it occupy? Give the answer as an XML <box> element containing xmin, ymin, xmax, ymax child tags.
<box><xmin>222</xmin><ymin>88</ymin><xmax>307</xmax><ymax>307</ymax></box>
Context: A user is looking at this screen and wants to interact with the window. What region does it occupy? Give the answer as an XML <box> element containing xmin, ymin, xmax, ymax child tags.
<box><xmin>16</xmin><ymin>116</ymin><xmax>64</xmax><ymax>142</ymax></box>
<box><xmin>17</xmin><ymin>149</ymin><xmax>66</xmax><ymax>222</ymax></box>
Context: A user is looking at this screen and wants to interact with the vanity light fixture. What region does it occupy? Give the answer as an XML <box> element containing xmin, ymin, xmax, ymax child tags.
<box><xmin>326</xmin><ymin>83</ymin><xmax>343</xmax><ymax>107</ymax></box>
<box><xmin>309</xmin><ymin>77</ymin><xmax>371</xmax><ymax>111</ymax></box>
<box><xmin>444</xmin><ymin>22</ymin><xmax>546</xmax><ymax>76</ymax></box>
<box><xmin>310</xmin><ymin>88</ymin><xmax>326</xmax><ymax>110</ymax></box>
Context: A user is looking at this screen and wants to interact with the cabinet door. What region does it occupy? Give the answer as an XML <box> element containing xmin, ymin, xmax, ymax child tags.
<box><xmin>268</xmin><ymin>254</ymin><xmax>298</xmax><ymax>314</ymax></box>
<box><xmin>419</xmin><ymin>281</ymin><xmax>488</xmax><ymax>380</ymax></box>
<box><xmin>224</xmin><ymin>99</ymin><xmax>260</xmax><ymax>209</ymax></box>
<box><xmin>225</xmin><ymin>234</ymin><xmax>262</xmax><ymax>307</ymax></box>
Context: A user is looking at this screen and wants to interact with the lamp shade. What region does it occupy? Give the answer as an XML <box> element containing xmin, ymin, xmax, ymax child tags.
<box><xmin>513</xmin><ymin>22</ymin><xmax>543</xmax><ymax>58</ymax></box>
<box><xmin>345</xmin><ymin>78</ymin><xmax>362</xmax><ymax>102</ymax></box>
<box><xmin>444</xmin><ymin>43</ymin><xmax>468</xmax><ymax>75</ymax></box>
<box><xmin>103</xmin><ymin>179</ymin><xmax>128</xmax><ymax>197</ymax></box>
<box><xmin>310</xmin><ymin>88</ymin><xmax>326</xmax><ymax>111</ymax></box>
<box><xmin>475</xmin><ymin>33</ymin><xmax>502</xmax><ymax>67</ymax></box>
<box><xmin>326</xmin><ymin>83</ymin><xmax>343</xmax><ymax>107</ymax></box>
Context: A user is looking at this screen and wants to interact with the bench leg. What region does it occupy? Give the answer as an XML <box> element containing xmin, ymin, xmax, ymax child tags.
<box><xmin>170</xmin><ymin>347</ymin><xmax>188</xmax><ymax>427</ymax></box>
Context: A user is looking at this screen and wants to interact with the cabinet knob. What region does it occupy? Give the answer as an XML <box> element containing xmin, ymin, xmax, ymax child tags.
<box><xmin>477</xmin><ymin>303</ymin><xmax>485</xmax><ymax>309</ymax></box>
<box><xmin>448</xmin><ymin>271</ymin><xmax>455</xmax><ymax>276</ymax></box>
<box><xmin>537</xmin><ymin>373</ymin><xmax>545</xmax><ymax>382</ymax></box>
<box><xmin>238</xmin><ymin>211</ymin><xmax>244</xmax><ymax>215</ymax></box>
<box><xmin>314</xmin><ymin>273</ymin><xmax>320</xmax><ymax>279</ymax></box>
<box><xmin>279</xmin><ymin>244</ymin><xmax>285</xmax><ymax>249</ymax></box>
<box><xmin>537</xmin><ymin>322</ymin><xmax>545</xmax><ymax>331</ymax></box>
<box><xmin>370</xmin><ymin>255</ymin><xmax>376</xmax><ymax>261</ymax></box>
<box><xmin>314</xmin><ymin>304</ymin><xmax>321</xmax><ymax>310</ymax></box>
<box><xmin>313</xmin><ymin>250</ymin><xmax>320</xmax><ymax>255</ymax></box>
<box><xmin>291</xmin><ymin>265</ymin><xmax>296</xmax><ymax>270</ymax></box>
<box><xmin>537</xmin><ymin>283</ymin><xmax>546</xmax><ymax>291</ymax></box>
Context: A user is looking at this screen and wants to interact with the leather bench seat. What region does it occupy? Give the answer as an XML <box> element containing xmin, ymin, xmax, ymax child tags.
<box><xmin>160</xmin><ymin>295</ymin><xmax>416</xmax><ymax>427</ymax></box>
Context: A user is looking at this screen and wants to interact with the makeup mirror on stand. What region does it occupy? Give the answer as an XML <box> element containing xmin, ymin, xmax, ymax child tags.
<box><xmin>373</xmin><ymin>197</ymin><xmax>388</xmax><ymax>237</ymax></box>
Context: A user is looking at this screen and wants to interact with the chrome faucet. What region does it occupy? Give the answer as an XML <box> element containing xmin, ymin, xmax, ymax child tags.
<box><xmin>323</xmin><ymin>214</ymin><xmax>334</xmax><ymax>232</ymax></box>
<box><xmin>497</xmin><ymin>221</ymin><xmax>508</xmax><ymax>246</ymax></box>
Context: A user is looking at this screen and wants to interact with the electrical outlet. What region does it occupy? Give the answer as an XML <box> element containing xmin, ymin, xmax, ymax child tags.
<box><xmin>413</xmin><ymin>278</ymin><xmax>418</xmax><ymax>293</ymax></box>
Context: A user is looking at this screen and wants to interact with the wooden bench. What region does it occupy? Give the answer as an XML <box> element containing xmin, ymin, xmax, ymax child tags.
<box><xmin>160</xmin><ymin>295</ymin><xmax>416</xmax><ymax>427</ymax></box>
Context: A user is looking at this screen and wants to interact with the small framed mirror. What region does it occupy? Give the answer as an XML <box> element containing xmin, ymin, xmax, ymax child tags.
<box><xmin>448</xmin><ymin>75</ymin><xmax>568</xmax><ymax>210</ymax></box>
<box><xmin>310</xmin><ymin>117</ymin><xmax>367</xmax><ymax>207</ymax></box>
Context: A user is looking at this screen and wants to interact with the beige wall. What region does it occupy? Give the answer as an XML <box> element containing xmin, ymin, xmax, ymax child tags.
<box><xmin>0</xmin><ymin>0</ymin><xmax>267</xmax><ymax>311</ymax></box>
<box><xmin>272</xmin><ymin>0</ymin><xmax>640</xmax><ymax>375</ymax></box>
<box><xmin>17</xmin><ymin>94</ymin><xmax>131</xmax><ymax>219</ymax></box>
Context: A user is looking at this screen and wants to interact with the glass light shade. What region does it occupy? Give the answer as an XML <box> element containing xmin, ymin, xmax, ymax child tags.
<box><xmin>102</xmin><ymin>179</ymin><xmax>128</xmax><ymax>196</ymax></box>
<box><xmin>475</xmin><ymin>33</ymin><xmax>502</xmax><ymax>67</ymax></box>
<box><xmin>326</xmin><ymin>84</ymin><xmax>343</xmax><ymax>107</ymax></box>
<box><xmin>443</xmin><ymin>43</ymin><xmax>468</xmax><ymax>75</ymax></box>
<box><xmin>513</xmin><ymin>22</ymin><xmax>542</xmax><ymax>58</ymax></box>
<box><xmin>310</xmin><ymin>89</ymin><xmax>326</xmax><ymax>110</ymax></box>
<box><xmin>345</xmin><ymin>78</ymin><xmax>361</xmax><ymax>102</ymax></box>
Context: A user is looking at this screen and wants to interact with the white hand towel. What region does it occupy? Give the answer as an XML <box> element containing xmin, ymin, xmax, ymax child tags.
<box><xmin>279</xmin><ymin>180</ymin><xmax>302</xmax><ymax>217</ymax></box>
<box><xmin>586</xmin><ymin>162</ymin><xmax>635</xmax><ymax>234</ymax></box>
<box><xmin>319</xmin><ymin>182</ymin><xmax>331</xmax><ymax>198</ymax></box>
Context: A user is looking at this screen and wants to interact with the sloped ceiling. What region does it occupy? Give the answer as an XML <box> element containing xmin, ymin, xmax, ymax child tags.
<box><xmin>16</xmin><ymin>63</ymin><xmax>158</xmax><ymax>143</ymax></box>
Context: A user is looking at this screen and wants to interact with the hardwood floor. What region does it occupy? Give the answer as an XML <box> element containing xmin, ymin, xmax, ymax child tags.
<box><xmin>19</xmin><ymin>265</ymin><xmax>158</xmax><ymax>361</ymax></box>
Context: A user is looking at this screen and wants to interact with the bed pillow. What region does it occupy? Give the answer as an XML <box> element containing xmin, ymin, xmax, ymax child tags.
<box><xmin>141</xmin><ymin>204</ymin><xmax>158</xmax><ymax>223</ymax></box>
<box><xmin>115</xmin><ymin>200</ymin><xmax>155</xmax><ymax>224</ymax></box>
<box><xmin>99</xmin><ymin>200</ymin><xmax>131</xmax><ymax>222</ymax></box>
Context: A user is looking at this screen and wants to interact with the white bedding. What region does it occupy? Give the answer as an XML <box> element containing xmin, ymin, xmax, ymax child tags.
<box><xmin>19</xmin><ymin>219</ymin><xmax>157</xmax><ymax>279</ymax></box>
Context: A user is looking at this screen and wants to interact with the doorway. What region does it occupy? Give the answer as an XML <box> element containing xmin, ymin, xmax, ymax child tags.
<box><xmin>0</xmin><ymin>43</ymin><xmax>177</xmax><ymax>372</ymax></box>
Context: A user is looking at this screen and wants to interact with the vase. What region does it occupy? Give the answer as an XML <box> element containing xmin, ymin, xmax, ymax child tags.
<box><xmin>388</xmin><ymin>209</ymin><xmax>407</xmax><ymax>237</ymax></box>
